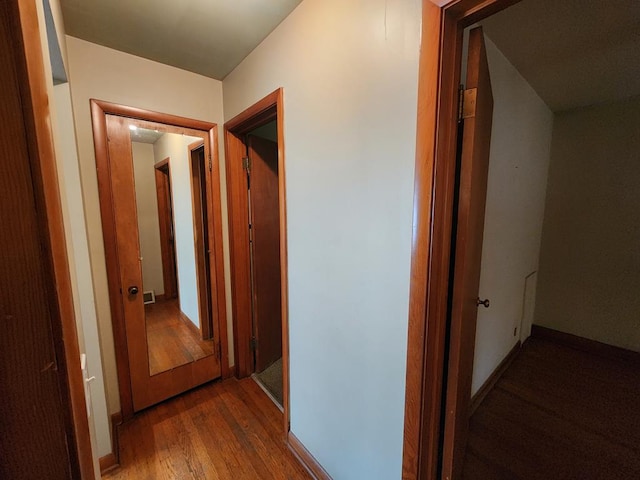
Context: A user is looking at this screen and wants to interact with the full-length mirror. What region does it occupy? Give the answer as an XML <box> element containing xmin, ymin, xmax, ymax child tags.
<box><xmin>92</xmin><ymin>100</ymin><xmax>226</xmax><ymax>413</ymax></box>
<box><xmin>129</xmin><ymin>122</ymin><xmax>214</xmax><ymax>376</ymax></box>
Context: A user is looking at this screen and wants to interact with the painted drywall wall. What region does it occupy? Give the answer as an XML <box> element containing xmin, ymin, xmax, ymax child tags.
<box><xmin>535</xmin><ymin>96</ymin><xmax>640</xmax><ymax>351</ymax></box>
<box><xmin>52</xmin><ymin>83</ymin><xmax>111</xmax><ymax>464</ymax></box>
<box><xmin>131</xmin><ymin>142</ymin><xmax>165</xmax><ymax>296</ymax></box>
<box><xmin>64</xmin><ymin>37</ymin><xmax>231</xmax><ymax>424</ymax></box>
<box><xmin>470</xmin><ymin>35</ymin><xmax>554</xmax><ymax>395</ymax></box>
<box><xmin>223</xmin><ymin>0</ymin><xmax>420</xmax><ymax>477</ymax></box>
<box><xmin>152</xmin><ymin>133</ymin><xmax>203</xmax><ymax>327</ymax></box>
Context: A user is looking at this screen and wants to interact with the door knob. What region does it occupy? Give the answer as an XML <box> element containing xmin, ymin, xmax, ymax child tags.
<box><xmin>476</xmin><ymin>297</ymin><xmax>490</xmax><ymax>308</ymax></box>
<box><xmin>128</xmin><ymin>286</ymin><xmax>139</xmax><ymax>295</ymax></box>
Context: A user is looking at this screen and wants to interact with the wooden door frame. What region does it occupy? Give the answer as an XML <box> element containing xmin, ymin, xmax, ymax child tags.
<box><xmin>223</xmin><ymin>88</ymin><xmax>290</xmax><ymax>434</ymax></box>
<box><xmin>8</xmin><ymin>0</ymin><xmax>95</xmax><ymax>477</ymax></box>
<box><xmin>188</xmin><ymin>140</ymin><xmax>214</xmax><ymax>340</ymax></box>
<box><xmin>402</xmin><ymin>1</ymin><xmax>520</xmax><ymax>479</ymax></box>
<box><xmin>154</xmin><ymin>158</ymin><xmax>178</xmax><ymax>300</ymax></box>
<box><xmin>90</xmin><ymin>99</ymin><xmax>229</xmax><ymax>419</ymax></box>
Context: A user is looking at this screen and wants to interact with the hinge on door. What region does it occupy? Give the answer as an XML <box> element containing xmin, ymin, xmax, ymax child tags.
<box><xmin>461</xmin><ymin>88</ymin><xmax>477</xmax><ymax>120</ymax></box>
<box><xmin>457</xmin><ymin>85</ymin><xmax>465</xmax><ymax>122</ymax></box>
<box><xmin>242</xmin><ymin>156</ymin><xmax>251</xmax><ymax>171</ymax></box>
<box><xmin>208</xmin><ymin>154</ymin><xmax>212</xmax><ymax>172</ymax></box>
<box><xmin>250</xmin><ymin>337</ymin><xmax>257</xmax><ymax>350</ymax></box>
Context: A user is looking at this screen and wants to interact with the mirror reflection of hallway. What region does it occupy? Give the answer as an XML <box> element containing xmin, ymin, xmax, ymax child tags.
<box><xmin>92</xmin><ymin>99</ymin><xmax>226</xmax><ymax>414</ymax></box>
<box><xmin>246</xmin><ymin>121</ymin><xmax>283</xmax><ymax>407</ymax></box>
<box><xmin>130</xmin><ymin>126</ymin><xmax>215</xmax><ymax>377</ymax></box>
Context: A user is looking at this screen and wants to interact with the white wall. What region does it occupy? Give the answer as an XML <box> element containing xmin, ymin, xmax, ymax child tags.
<box><xmin>223</xmin><ymin>0</ymin><xmax>420</xmax><ymax>477</ymax></box>
<box><xmin>65</xmin><ymin>36</ymin><xmax>229</xmax><ymax>426</ymax></box>
<box><xmin>471</xmin><ymin>35</ymin><xmax>554</xmax><ymax>395</ymax></box>
<box><xmin>132</xmin><ymin>142</ymin><xmax>165</xmax><ymax>296</ymax></box>
<box><xmin>152</xmin><ymin>133</ymin><xmax>203</xmax><ymax>327</ymax></box>
<box><xmin>535</xmin><ymin>96</ymin><xmax>640</xmax><ymax>351</ymax></box>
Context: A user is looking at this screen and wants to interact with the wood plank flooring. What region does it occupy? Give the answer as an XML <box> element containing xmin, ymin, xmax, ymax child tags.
<box><xmin>146</xmin><ymin>299</ymin><xmax>215</xmax><ymax>376</ymax></box>
<box><xmin>104</xmin><ymin>377</ymin><xmax>311</xmax><ymax>480</ymax></box>
<box><xmin>463</xmin><ymin>337</ymin><xmax>640</xmax><ymax>479</ymax></box>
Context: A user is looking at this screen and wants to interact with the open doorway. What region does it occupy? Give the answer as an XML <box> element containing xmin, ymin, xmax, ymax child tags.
<box><xmin>224</xmin><ymin>89</ymin><xmax>289</xmax><ymax>422</ymax></box>
<box><xmin>404</xmin><ymin>1</ymin><xmax>640</xmax><ymax>478</ymax></box>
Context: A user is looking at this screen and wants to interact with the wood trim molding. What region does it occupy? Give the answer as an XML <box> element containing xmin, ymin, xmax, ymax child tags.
<box><xmin>469</xmin><ymin>340</ymin><xmax>521</xmax><ymax>415</ymax></box>
<box><xmin>224</xmin><ymin>89</ymin><xmax>291</xmax><ymax>435</ymax></box>
<box><xmin>13</xmin><ymin>0</ymin><xmax>95</xmax><ymax>477</ymax></box>
<box><xmin>100</xmin><ymin>411</ymin><xmax>123</xmax><ymax>475</ymax></box>
<box><xmin>531</xmin><ymin>325</ymin><xmax>640</xmax><ymax>365</ymax></box>
<box><xmin>403</xmin><ymin>1</ymin><xmax>523</xmax><ymax>479</ymax></box>
<box><xmin>288</xmin><ymin>432</ymin><xmax>332</xmax><ymax>480</ymax></box>
<box><xmin>99</xmin><ymin>453</ymin><xmax>118</xmax><ymax>475</ymax></box>
<box><xmin>90</xmin><ymin>99</ymin><xmax>229</xmax><ymax>418</ymax></box>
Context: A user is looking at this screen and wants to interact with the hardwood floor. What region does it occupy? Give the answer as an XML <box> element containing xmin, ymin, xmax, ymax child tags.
<box><xmin>463</xmin><ymin>336</ymin><xmax>640</xmax><ymax>479</ymax></box>
<box><xmin>104</xmin><ymin>377</ymin><xmax>311</xmax><ymax>479</ymax></box>
<box><xmin>146</xmin><ymin>299</ymin><xmax>215</xmax><ymax>376</ymax></box>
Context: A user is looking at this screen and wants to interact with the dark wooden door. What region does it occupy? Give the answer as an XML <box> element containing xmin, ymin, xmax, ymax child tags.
<box><xmin>155</xmin><ymin>162</ymin><xmax>178</xmax><ymax>299</ymax></box>
<box><xmin>248</xmin><ymin>135</ymin><xmax>282</xmax><ymax>372</ymax></box>
<box><xmin>441</xmin><ymin>26</ymin><xmax>494</xmax><ymax>480</ymax></box>
<box><xmin>0</xmin><ymin>2</ymin><xmax>75</xmax><ymax>477</ymax></box>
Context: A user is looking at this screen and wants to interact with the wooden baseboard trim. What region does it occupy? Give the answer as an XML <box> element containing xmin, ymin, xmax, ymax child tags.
<box><xmin>469</xmin><ymin>340</ymin><xmax>522</xmax><ymax>416</ymax></box>
<box><xmin>99</xmin><ymin>453</ymin><xmax>118</xmax><ymax>475</ymax></box>
<box><xmin>531</xmin><ymin>325</ymin><xmax>640</xmax><ymax>365</ymax></box>
<box><xmin>100</xmin><ymin>411</ymin><xmax>122</xmax><ymax>475</ymax></box>
<box><xmin>288</xmin><ymin>432</ymin><xmax>332</xmax><ymax>480</ymax></box>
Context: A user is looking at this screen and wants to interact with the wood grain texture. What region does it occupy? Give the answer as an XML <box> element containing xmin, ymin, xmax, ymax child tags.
<box><xmin>91</xmin><ymin>100</ymin><xmax>228</xmax><ymax>417</ymax></box>
<box><xmin>224</xmin><ymin>89</ymin><xmax>290</xmax><ymax>436</ymax></box>
<box><xmin>3</xmin><ymin>0</ymin><xmax>94</xmax><ymax>477</ymax></box>
<box><xmin>402</xmin><ymin>3</ymin><xmax>443</xmax><ymax>479</ymax></box>
<box><xmin>103</xmin><ymin>378</ymin><xmax>312</xmax><ymax>480</ymax></box>
<box><xmin>441</xmin><ymin>26</ymin><xmax>494</xmax><ymax>480</ymax></box>
<box><xmin>146</xmin><ymin>299</ymin><xmax>215</xmax><ymax>376</ymax></box>
<box><xmin>155</xmin><ymin>160</ymin><xmax>178</xmax><ymax>300</ymax></box>
<box><xmin>463</xmin><ymin>337</ymin><xmax>640</xmax><ymax>479</ymax></box>
<box><xmin>404</xmin><ymin>2</ymin><xmax>522</xmax><ymax>479</ymax></box>
<box><xmin>248</xmin><ymin>135</ymin><xmax>282</xmax><ymax>373</ymax></box>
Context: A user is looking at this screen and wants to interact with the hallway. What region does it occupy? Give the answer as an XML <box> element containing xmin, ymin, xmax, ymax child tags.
<box><xmin>104</xmin><ymin>378</ymin><xmax>311</xmax><ymax>479</ymax></box>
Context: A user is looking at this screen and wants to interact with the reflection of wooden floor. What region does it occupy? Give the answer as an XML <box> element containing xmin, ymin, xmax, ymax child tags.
<box><xmin>145</xmin><ymin>298</ymin><xmax>214</xmax><ymax>376</ymax></box>
<box><xmin>104</xmin><ymin>378</ymin><xmax>312</xmax><ymax>479</ymax></box>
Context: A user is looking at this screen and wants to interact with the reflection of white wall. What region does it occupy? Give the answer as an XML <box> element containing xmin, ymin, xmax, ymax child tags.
<box><xmin>131</xmin><ymin>142</ymin><xmax>164</xmax><ymax>295</ymax></box>
<box><xmin>153</xmin><ymin>133</ymin><xmax>202</xmax><ymax>328</ymax></box>
<box><xmin>471</xmin><ymin>35</ymin><xmax>554</xmax><ymax>395</ymax></box>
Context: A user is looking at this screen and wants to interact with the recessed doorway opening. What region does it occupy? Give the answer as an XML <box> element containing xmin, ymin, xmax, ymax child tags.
<box><xmin>224</xmin><ymin>89</ymin><xmax>289</xmax><ymax>428</ymax></box>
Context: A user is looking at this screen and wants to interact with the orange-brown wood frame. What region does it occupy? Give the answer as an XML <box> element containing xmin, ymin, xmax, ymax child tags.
<box><xmin>90</xmin><ymin>100</ymin><xmax>229</xmax><ymax>419</ymax></box>
<box><xmin>223</xmin><ymin>89</ymin><xmax>290</xmax><ymax>435</ymax></box>
<box><xmin>403</xmin><ymin>1</ymin><xmax>521</xmax><ymax>479</ymax></box>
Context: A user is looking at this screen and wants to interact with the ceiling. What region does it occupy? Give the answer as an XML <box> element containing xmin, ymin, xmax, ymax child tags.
<box><xmin>481</xmin><ymin>0</ymin><xmax>640</xmax><ymax>112</ymax></box>
<box><xmin>59</xmin><ymin>0</ymin><xmax>303</xmax><ymax>80</ymax></box>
